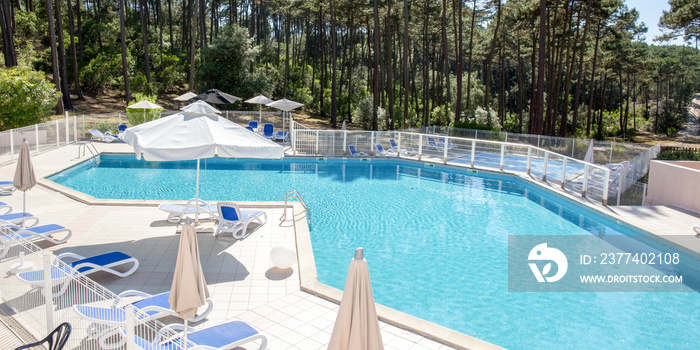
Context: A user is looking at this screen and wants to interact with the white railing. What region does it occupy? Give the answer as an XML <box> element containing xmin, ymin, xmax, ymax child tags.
<box><xmin>0</xmin><ymin>231</ymin><xmax>186</xmax><ymax>349</ymax></box>
<box><xmin>290</xmin><ymin>123</ymin><xmax>614</xmax><ymax>205</ymax></box>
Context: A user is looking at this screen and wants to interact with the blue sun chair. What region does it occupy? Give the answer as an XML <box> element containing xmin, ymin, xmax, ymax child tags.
<box><xmin>426</xmin><ymin>137</ymin><xmax>444</xmax><ymax>151</ymax></box>
<box><xmin>0</xmin><ymin>223</ymin><xmax>72</xmax><ymax>258</ymax></box>
<box><xmin>245</xmin><ymin>126</ymin><xmax>255</xmax><ymax>132</ymax></box>
<box><xmin>0</xmin><ymin>201</ymin><xmax>11</xmax><ymax>215</ymax></box>
<box><xmin>262</xmin><ymin>123</ymin><xmax>275</xmax><ymax>140</ymax></box>
<box><xmin>158</xmin><ymin>198</ymin><xmax>217</xmax><ymax>223</ymax></box>
<box><xmin>117</xmin><ymin>124</ymin><xmax>128</xmax><ymax>133</ymax></box>
<box><xmin>89</xmin><ymin>129</ymin><xmax>119</xmax><ymax>143</ymax></box>
<box><xmin>0</xmin><ymin>181</ymin><xmax>16</xmax><ymax>196</ymax></box>
<box><xmin>0</xmin><ymin>212</ymin><xmax>40</xmax><ymax>228</ymax></box>
<box><xmin>248</xmin><ymin>121</ymin><xmax>259</xmax><ymax>132</ymax></box>
<box><xmin>389</xmin><ymin>139</ymin><xmax>417</xmax><ymax>156</ymax></box>
<box><xmin>375</xmin><ymin>144</ymin><xmax>398</xmax><ymax>157</ymax></box>
<box><xmin>274</xmin><ymin>131</ymin><xmax>289</xmax><ymax>142</ymax></box>
<box><xmin>73</xmin><ymin>289</ymin><xmax>214</xmax><ymax>347</ymax></box>
<box><xmin>215</xmin><ymin>202</ymin><xmax>267</xmax><ymax>239</ymax></box>
<box><xmin>348</xmin><ymin>145</ymin><xmax>367</xmax><ymax>156</ymax></box>
<box><xmin>127</xmin><ymin>320</ymin><xmax>267</xmax><ymax>350</ymax></box>
<box><xmin>437</xmin><ymin>134</ymin><xmax>457</xmax><ymax>149</ymax></box>
<box><xmin>16</xmin><ymin>251</ymin><xmax>139</xmax><ymax>297</ymax></box>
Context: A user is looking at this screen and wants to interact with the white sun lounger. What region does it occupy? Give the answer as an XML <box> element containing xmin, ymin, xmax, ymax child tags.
<box><xmin>214</xmin><ymin>202</ymin><xmax>267</xmax><ymax>239</ymax></box>
<box><xmin>16</xmin><ymin>251</ymin><xmax>139</xmax><ymax>297</ymax></box>
<box><xmin>158</xmin><ymin>198</ymin><xmax>217</xmax><ymax>223</ymax></box>
<box><xmin>74</xmin><ymin>289</ymin><xmax>213</xmax><ymax>348</ymax></box>
<box><xmin>389</xmin><ymin>139</ymin><xmax>417</xmax><ymax>156</ymax></box>
<box><xmin>0</xmin><ymin>223</ymin><xmax>72</xmax><ymax>258</ymax></box>
<box><xmin>129</xmin><ymin>320</ymin><xmax>267</xmax><ymax>350</ymax></box>
<box><xmin>89</xmin><ymin>129</ymin><xmax>119</xmax><ymax>143</ymax></box>
<box><xmin>0</xmin><ymin>181</ymin><xmax>16</xmax><ymax>196</ymax></box>
<box><xmin>375</xmin><ymin>144</ymin><xmax>398</xmax><ymax>157</ymax></box>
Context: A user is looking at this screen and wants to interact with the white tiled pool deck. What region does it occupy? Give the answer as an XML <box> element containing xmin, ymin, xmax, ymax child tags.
<box><xmin>0</xmin><ymin>142</ymin><xmax>462</xmax><ymax>350</ymax></box>
<box><xmin>2</xmin><ymin>141</ymin><xmax>699</xmax><ymax>350</ymax></box>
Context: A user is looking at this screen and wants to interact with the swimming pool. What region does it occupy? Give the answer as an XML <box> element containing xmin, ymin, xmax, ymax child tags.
<box><xmin>48</xmin><ymin>154</ymin><xmax>699</xmax><ymax>349</ymax></box>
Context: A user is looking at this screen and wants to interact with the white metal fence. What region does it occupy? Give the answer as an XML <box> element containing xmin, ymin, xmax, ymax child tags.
<box><xmin>0</xmin><ymin>229</ymin><xmax>188</xmax><ymax>349</ymax></box>
<box><xmin>290</xmin><ymin>121</ymin><xmax>616</xmax><ymax>205</ymax></box>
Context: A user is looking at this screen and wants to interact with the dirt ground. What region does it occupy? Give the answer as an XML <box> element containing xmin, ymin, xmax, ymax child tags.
<box><xmin>68</xmin><ymin>91</ymin><xmax>700</xmax><ymax>145</ymax></box>
<box><xmin>68</xmin><ymin>90</ymin><xmax>343</xmax><ymax>130</ymax></box>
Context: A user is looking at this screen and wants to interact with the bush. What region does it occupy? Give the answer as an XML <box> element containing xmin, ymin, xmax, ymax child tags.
<box><xmin>352</xmin><ymin>95</ymin><xmax>386</xmax><ymax>130</ymax></box>
<box><xmin>93</xmin><ymin>121</ymin><xmax>119</xmax><ymax>135</ymax></box>
<box><xmin>0</xmin><ymin>66</ymin><xmax>59</xmax><ymax>130</ymax></box>
<box><xmin>656</xmin><ymin>150</ymin><xmax>700</xmax><ymax>161</ymax></box>
<box><xmin>81</xmin><ymin>52</ymin><xmax>133</xmax><ymax>93</ymax></box>
<box><xmin>666</xmin><ymin>127</ymin><xmax>677</xmax><ymax>137</ymax></box>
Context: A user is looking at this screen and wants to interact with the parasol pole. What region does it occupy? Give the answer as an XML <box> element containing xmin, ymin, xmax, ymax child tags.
<box><xmin>195</xmin><ymin>159</ymin><xmax>200</xmax><ymax>223</ymax></box>
<box><xmin>259</xmin><ymin>105</ymin><xmax>262</xmax><ymax>130</ymax></box>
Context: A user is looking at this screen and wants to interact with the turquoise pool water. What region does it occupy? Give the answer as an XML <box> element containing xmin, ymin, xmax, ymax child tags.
<box><xmin>49</xmin><ymin>154</ymin><xmax>699</xmax><ymax>349</ymax></box>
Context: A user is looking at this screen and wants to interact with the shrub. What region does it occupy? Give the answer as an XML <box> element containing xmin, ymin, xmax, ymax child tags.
<box><xmin>352</xmin><ymin>95</ymin><xmax>386</xmax><ymax>130</ymax></box>
<box><xmin>667</xmin><ymin>127</ymin><xmax>677</xmax><ymax>137</ymax></box>
<box><xmin>0</xmin><ymin>66</ymin><xmax>59</xmax><ymax>130</ymax></box>
<box><xmin>656</xmin><ymin>150</ymin><xmax>700</xmax><ymax>161</ymax></box>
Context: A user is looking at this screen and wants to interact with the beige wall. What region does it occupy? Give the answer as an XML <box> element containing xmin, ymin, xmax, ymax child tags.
<box><xmin>646</xmin><ymin>160</ymin><xmax>700</xmax><ymax>213</ymax></box>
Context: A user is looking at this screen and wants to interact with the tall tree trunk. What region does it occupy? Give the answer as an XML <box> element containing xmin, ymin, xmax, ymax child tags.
<box><xmin>530</xmin><ymin>0</ymin><xmax>546</xmax><ymax>134</ymax></box>
<box><xmin>66</xmin><ymin>0</ymin><xmax>83</xmax><ymax>99</ymax></box>
<box><xmin>386</xmin><ymin>0</ymin><xmax>394</xmax><ymax>129</ymax></box>
<box><xmin>484</xmin><ymin>0</ymin><xmax>501</xmax><ymax>111</ymax></box>
<box><xmin>572</xmin><ymin>0</ymin><xmax>592</xmax><ymax>134</ymax></box>
<box><xmin>330</xmin><ymin>0</ymin><xmax>337</xmax><ymax>128</ymax></box>
<box><xmin>46</xmin><ymin>0</ymin><xmax>64</xmax><ymax>113</ymax></box>
<box><xmin>76</xmin><ymin>0</ymin><xmax>84</xmax><ymax>62</ymax></box>
<box><xmin>517</xmin><ymin>36</ymin><xmax>524</xmax><ymax>132</ymax></box>
<box><xmin>597</xmin><ymin>73</ymin><xmax>608</xmax><ymax>138</ymax></box>
<box><xmin>140</xmin><ymin>0</ymin><xmax>152</xmax><ymax>91</ymax></box>
<box><xmin>586</xmin><ymin>21</ymin><xmax>601</xmax><ymax>137</ymax></box>
<box><xmin>189</xmin><ymin>0</ymin><xmax>197</xmax><ymax>90</ymax></box>
<box><xmin>403</xmin><ymin>0</ymin><xmax>409</xmax><ymax>125</ymax></box>
<box><xmin>441</xmin><ymin>0</ymin><xmax>450</xmax><ymax>110</ymax></box>
<box><xmin>466</xmin><ymin>0</ymin><xmax>477</xmax><ymax>111</ymax></box>
<box><xmin>168</xmin><ymin>0</ymin><xmax>173</xmax><ymax>51</ymax></box>
<box><xmin>348</xmin><ymin>17</ymin><xmax>356</xmax><ymax>123</ymax></box>
<box><xmin>1</xmin><ymin>0</ymin><xmax>18</xmax><ymax>66</ymax></box>
<box><xmin>284</xmin><ymin>11</ymin><xmax>290</xmax><ymax>96</ymax></box>
<box><xmin>119</xmin><ymin>0</ymin><xmax>130</xmax><ymax>103</ymax></box>
<box><xmin>372</xmin><ymin>0</ymin><xmax>380</xmax><ymax>130</ymax></box>
<box><xmin>454</xmin><ymin>0</ymin><xmax>463</xmax><ymax>122</ymax></box>
<box><xmin>55</xmin><ymin>0</ymin><xmax>73</xmax><ymax>110</ymax></box>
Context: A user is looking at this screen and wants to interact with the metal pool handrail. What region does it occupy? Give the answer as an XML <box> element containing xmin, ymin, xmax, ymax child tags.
<box><xmin>281</xmin><ymin>190</ymin><xmax>312</xmax><ymax>227</ymax></box>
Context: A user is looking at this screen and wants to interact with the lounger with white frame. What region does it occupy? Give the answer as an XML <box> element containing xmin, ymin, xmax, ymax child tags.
<box><xmin>0</xmin><ymin>182</ymin><xmax>15</xmax><ymax>196</ymax></box>
<box><xmin>130</xmin><ymin>319</ymin><xmax>267</xmax><ymax>350</ymax></box>
<box><xmin>426</xmin><ymin>137</ymin><xmax>444</xmax><ymax>151</ymax></box>
<box><xmin>375</xmin><ymin>144</ymin><xmax>398</xmax><ymax>157</ymax></box>
<box><xmin>437</xmin><ymin>134</ymin><xmax>458</xmax><ymax>149</ymax></box>
<box><xmin>0</xmin><ymin>223</ymin><xmax>72</xmax><ymax>258</ymax></box>
<box><xmin>158</xmin><ymin>198</ymin><xmax>217</xmax><ymax>223</ymax></box>
<box><xmin>73</xmin><ymin>290</ymin><xmax>213</xmax><ymax>347</ymax></box>
<box><xmin>89</xmin><ymin>129</ymin><xmax>119</xmax><ymax>143</ymax></box>
<box><xmin>16</xmin><ymin>251</ymin><xmax>139</xmax><ymax>297</ymax></box>
<box><xmin>0</xmin><ymin>201</ymin><xmax>12</xmax><ymax>215</ymax></box>
<box><xmin>0</xmin><ymin>212</ymin><xmax>40</xmax><ymax>228</ymax></box>
<box><xmin>214</xmin><ymin>202</ymin><xmax>267</xmax><ymax>239</ymax></box>
<box><xmin>389</xmin><ymin>139</ymin><xmax>417</xmax><ymax>156</ymax></box>
<box><xmin>348</xmin><ymin>145</ymin><xmax>367</xmax><ymax>156</ymax></box>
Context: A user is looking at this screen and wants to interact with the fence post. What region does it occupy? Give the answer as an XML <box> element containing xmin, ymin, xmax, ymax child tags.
<box><xmin>73</xmin><ymin>115</ymin><xmax>77</xmax><ymax>142</ymax></box>
<box><xmin>471</xmin><ymin>140</ymin><xmax>476</xmax><ymax>167</ymax></box>
<box><xmin>561</xmin><ymin>158</ymin><xmax>567</xmax><ymax>189</ymax></box>
<box><xmin>342</xmin><ymin>131</ymin><xmax>347</xmax><ymax>156</ymax></box>
<box><xmin>82</xmin><ymin>115</ymin><xmax>85</xmax><ymax>140</ymax></box>
<box><xmin>572</xmin><ymin>139</ymin><xmax>576</xmax><ymax>158</ymax></box>
<box><xmin>537</xmin><ymin>135</ymin><xmax>541</xmax><ymax>148</ymax></box>
<box><xmin>55</xmin><ymin>120</ymin><xmax>60</xmax><ymax>147</ymax></box>
<box><xmin>582</xmin><ymin>164</ymin><xmax>589</xmax><ymax>198</ymax></box>
<box><xmin>443</xmin><ymin>136</ymin><xmax>449</xmax><ymax>164</ymax></box>
<box><xmin>35</xmin><ymin>125</ymin><xmax>40</xmax><ymax>152</ymax></box>
<box><xmin>396</xmin><ymin>133</ymin><xmax>401</xmax><ymax>158</ymax></box>
<box><xmin>290</xmin><ymin>117</ymin><xmax>296</xmax><ymax>155</ymax></box>
<box><xmin>370</xmin><ymin>132</ymin><xmax>374</xmax><ymax>155</ymax></box>
<box><xmin>125</xmin><ymin>304</ymin><xmax>136</xmax><ymax>350</ymax></box>
<box><xmin>504</xmin><ymin>132</ymin><xmax>508</xmax><ymax>143</ymax></box>
<box><xmin>641</xmin><ymin>183</ymin><xmax>647</xmax><ymax>205</ymax></box>
<box><xmin>65</xmin><ymin>112</ymin><xmax>69</xmax><ymax>145</ymax></box>
<box><xmin>332</xmin><ymin>132</ymin><xmax>336</xmax><ymax>156</ymax></box>
<box><xmin>542</xmin><ymin>152</ymin><xmax>549</xmax><ymax>181</ymax></box>
<box><xmin>602</xmin><ymin>169</ymin><xmax>610</xmax><ymax>206</ymax></box>
<box><xmin>315</xmin><ymin>131</ymin><xmax>319</xmax><ymax>155</ymax></box>
<box><xmin>474</xmin><ymin>129</ymin><xmax>478</xmax><ymax>139</ymax></box>
<box><xmin>10</xmin><ymin>129</ymin><xmax>14</xmax><ymax>161</ymax></box>
<box><xmin>118</xmin><ymin>112</ymin><xmax>122</xmax><ymax>125</ymax></box>
<box><xmin>418</xmin><ymin>134</ymin><xmax>423</xmax><ymax>160</ymax></box>
<box><xmin>609</xmin><ymin>141</ymin><xmax>613</xmax><ymax>163</ymax></box>
<box><xmin>499</xmin><ymin>144</ymin><xmax>505</xmax><ymax>171</ymax></box>
<box><xmin>526</xmin><ymin>147</ymin><xmax>532</xmax><ymax>174</ymax></box>
<box><xmin>616</xmin><ymin>166</ymin><xmax>626</xmax><ymax>206</ymax></box>
<box><xmin>43</xmin><ymin>253</ymin><xmax>55</xmax><ymax>332</ymax></box>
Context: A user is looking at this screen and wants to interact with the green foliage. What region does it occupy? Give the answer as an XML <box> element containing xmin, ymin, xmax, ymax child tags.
<box><xmin>94</xmin><ymin>121</ymin><xmax>119</xmax><ymax>135</ymax></box>
<box><xmin>196</xmin><ymin>25</ymin><xmax>261</xmax><ymax>97</ymax></box>
<box><xmin>126</xmin><ymin>93</ymin><xmax>161</xmax><ymax>126</ymax></box>
<box><xmin>430</xmin><ymin>105</ymin><xmax>451</xmax><ymax>126</ymax></box>
<box><xmin>656</xmin><ymin>150</ymin><xmax>700</xmax><ymax>161</ymax></box>
<box><xmin>667</xmin><ymin>127</ymin><xmax>678</xmax><ymax>137</ymax></box>
<box><xmin>352</xmin><ymin>95</ymin><xmax>386</xmax><ymax>130</ymax></box>
<box><xmin>80</xmin><ymin>52</ymin><xmax>134</xmax><ymax>93</ymax></box>
<box><xmin>0</xmin><ymin>67</ymin><xmax>59</xmax><ymax>130</ymax></box>
<box><xmin>453</xmin><ymin>119</ymin><xmax>499</xmax><ymax>131</ymax></box>
<box><xmin>155</xmin><ymin>54</ymin><xmax>183</xmax><ymax>89</ymax></box>
<box><xmin>130</xmin><ymin>74</ymin><xmax>158</xmax><ymax>95</ymax></box>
